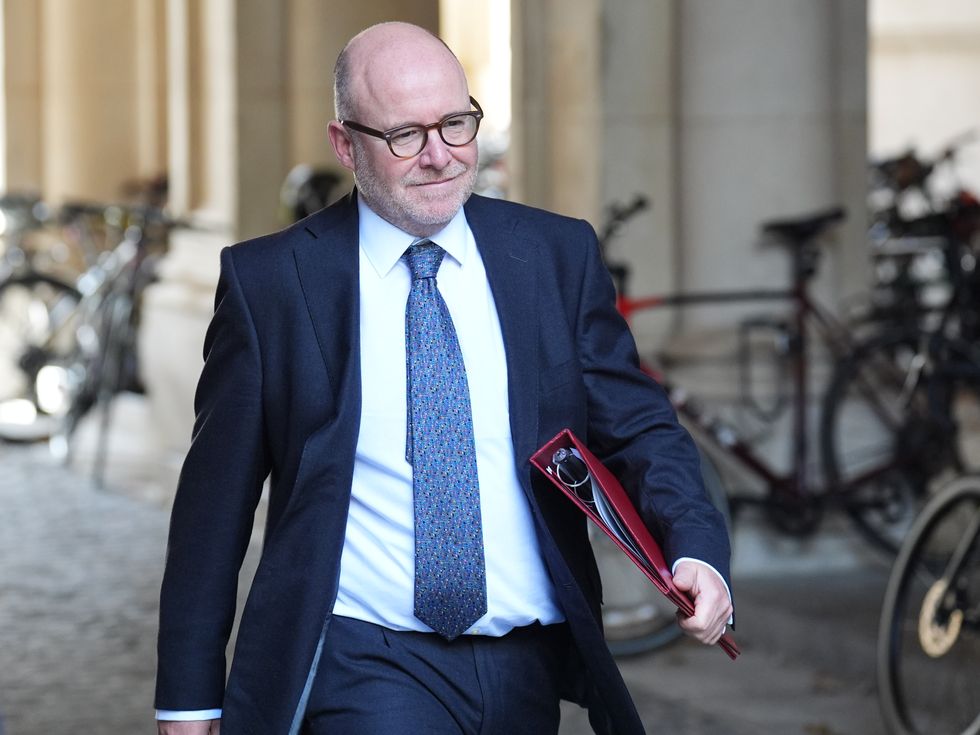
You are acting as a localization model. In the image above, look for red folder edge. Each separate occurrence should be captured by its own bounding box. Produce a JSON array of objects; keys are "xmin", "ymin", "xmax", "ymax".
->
[{"xmin": 530, "ymin": 428, "xmax": 739, "ymax": 660}]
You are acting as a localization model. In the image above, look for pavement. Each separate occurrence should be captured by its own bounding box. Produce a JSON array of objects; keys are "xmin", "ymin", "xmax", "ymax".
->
[{"xmin": 0, "ymin": 394, "xmax": 894, "ymax": 735}]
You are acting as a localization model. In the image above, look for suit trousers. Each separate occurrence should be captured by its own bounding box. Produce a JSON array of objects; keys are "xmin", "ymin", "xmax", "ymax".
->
[{"xmin": 302, "ymin": 615, "xmax": 570, "ymax": 735}]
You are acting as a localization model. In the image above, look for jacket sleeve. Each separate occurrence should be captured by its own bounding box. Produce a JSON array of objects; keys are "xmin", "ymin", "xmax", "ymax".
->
[
  {"xmin": 572, "ymin": 221, "xmax": 732, "ymax": 588},
  {"xmin": 155, "ymin": 246, "xmax": 270, "ymax": 710}
]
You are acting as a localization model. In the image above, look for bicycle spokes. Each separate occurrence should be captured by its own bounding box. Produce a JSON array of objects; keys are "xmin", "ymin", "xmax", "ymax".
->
[{"xmin": 878, "ymin": 480, "xmax": 980, "ymax": 735}]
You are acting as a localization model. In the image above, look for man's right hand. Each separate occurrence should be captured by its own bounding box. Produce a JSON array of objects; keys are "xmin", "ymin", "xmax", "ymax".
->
[{"xmin": 158, "ymin": 720, "xmax": 220, "ymax": 735}]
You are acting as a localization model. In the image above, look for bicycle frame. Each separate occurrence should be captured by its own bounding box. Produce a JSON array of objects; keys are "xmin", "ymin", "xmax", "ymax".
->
[{"xmin": 620, "ymin": 279, "xmax": 856, "ymax": 515}]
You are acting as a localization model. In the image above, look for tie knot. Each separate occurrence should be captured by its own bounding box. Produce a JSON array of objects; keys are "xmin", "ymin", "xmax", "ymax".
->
[{"xmin": 404, "ymin": 241, "xmax": 445, "ymax": 281}]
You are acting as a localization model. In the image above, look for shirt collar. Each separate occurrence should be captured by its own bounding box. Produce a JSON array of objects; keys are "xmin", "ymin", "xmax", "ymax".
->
[{"xmin": 357, "ymin": 196, "xmax": 471, "ymax": 278}]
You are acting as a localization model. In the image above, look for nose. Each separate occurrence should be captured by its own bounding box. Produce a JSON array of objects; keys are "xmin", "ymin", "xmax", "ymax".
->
[{"xmin": 417, "ymin": 128, "xmax": 452, "ymax": 169}]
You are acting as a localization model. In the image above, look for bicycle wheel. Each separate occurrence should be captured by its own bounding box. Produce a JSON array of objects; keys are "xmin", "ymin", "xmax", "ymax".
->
[
  {"xmin": 0, "ymin": 274, "xmax": 80, "ymax": 440},
  {"xmin": 820, "ymin": 329, "xmax": 980, "ymax": 552},
  {"xmin": 598, "ymin": 444, "xmax": 732, "ymax": 656},
  {"xmin": 877, "ymin": 476, "xmax": 980, "ymax": 735}
]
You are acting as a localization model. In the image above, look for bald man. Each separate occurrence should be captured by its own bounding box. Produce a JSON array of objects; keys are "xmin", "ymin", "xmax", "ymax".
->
[{"xmin": 155, "ymin": 22, "xmax": 732, "ymax": 735}]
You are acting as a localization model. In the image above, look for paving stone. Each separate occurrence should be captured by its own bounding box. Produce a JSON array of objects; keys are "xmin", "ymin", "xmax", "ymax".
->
[{"xmin": 0, "ymin": 397, "xmax": 891, "ymax": 735}]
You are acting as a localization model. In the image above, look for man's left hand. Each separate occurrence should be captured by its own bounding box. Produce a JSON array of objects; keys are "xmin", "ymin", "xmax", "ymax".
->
[{"xmin": 672, "ymin": 560, "xmax": 733, "ymax": 646}]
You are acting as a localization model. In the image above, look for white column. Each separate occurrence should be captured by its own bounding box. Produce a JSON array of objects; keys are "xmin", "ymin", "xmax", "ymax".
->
[
  {"xmin": 1, "ymin": 0, "xmax": 43, "ymax": 191},
  {"xmin": 510, "ymin": 0, "xmax": 601, "ymax": 221},
  {"xmin": 675, "ymin": 0, "xmax": 868, "ymax": 327},
  {"xmin": 597, "ymin": 0, "xmax": 678, "ymax": 348},
  {"xmin": 134, "ymin": 0, "xmax": 168, "ymax": 182},
  {"xmin": 40, "ymin": 0, "xmax": 141, "ymax": 203}
]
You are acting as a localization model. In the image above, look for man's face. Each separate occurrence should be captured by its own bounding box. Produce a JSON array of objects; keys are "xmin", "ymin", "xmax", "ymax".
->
[
  {"xmin": 347, "ymin": 96, "xmax": 479, "ymax": 237},
  {"xmin": 328, "ymin": 39, "xmax": 479, "ymax": 237},
  {"xmin": 348, "ymin": 114, "xmax": 478, "ymax": 237}
]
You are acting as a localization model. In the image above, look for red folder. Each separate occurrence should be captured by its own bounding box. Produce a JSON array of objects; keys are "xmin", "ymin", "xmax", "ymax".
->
[{"xmin": 530, "ymin": 428, "xmax": 739, "ymax": 660}]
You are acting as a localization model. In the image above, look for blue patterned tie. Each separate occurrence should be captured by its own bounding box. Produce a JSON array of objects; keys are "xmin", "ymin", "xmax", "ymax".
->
[{"xmin": 404, "ymin": 240, "xmax": 487, "ymax": 640}]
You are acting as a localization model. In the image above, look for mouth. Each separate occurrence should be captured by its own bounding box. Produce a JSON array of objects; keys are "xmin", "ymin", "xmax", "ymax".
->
[
  {"xmin": 412, "ymin": 174, "xmax": 459, "ymax": 188},
  {"xmin": 407, "ymin": 162, "xmax": 468, "ymax": 189}
]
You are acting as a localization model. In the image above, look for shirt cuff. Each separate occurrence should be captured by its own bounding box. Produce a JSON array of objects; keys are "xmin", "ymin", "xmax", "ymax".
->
[
  {"xmin": 155, "ymin": 709, "xmax": 222, "ymax": 721},
  {"xmin": 672, "ymin": 556, "xmax": 734, "ymax": 624}
]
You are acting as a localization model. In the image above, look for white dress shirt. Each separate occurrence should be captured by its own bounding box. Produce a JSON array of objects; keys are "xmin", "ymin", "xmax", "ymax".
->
[{"xmin": 332, "ymin": 199, "xmax": 563, "ymax": 634}]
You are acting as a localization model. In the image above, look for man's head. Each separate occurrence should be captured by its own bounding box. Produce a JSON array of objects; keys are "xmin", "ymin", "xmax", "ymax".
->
[{"xmin": 328, "ymin": 23, "xmax": 480, "ymax": 237}]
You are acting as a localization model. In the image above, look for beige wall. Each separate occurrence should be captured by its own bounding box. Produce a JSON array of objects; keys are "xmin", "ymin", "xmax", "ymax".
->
[{"xmin": 870, "ymin": 0, "xmax": 980, "ymax": 198}]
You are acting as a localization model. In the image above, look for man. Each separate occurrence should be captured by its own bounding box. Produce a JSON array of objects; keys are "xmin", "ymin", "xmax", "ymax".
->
[{"xmin": 156, "ymin": 21, "xmax": 732, "ymax": 735}]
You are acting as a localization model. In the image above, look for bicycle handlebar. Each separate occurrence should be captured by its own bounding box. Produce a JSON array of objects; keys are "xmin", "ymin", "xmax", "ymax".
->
[
  {"xmin": 597, "ymin": 194, "xmax": 650, "ymax": 247},
  {"xmin": 871, "ymin": 128, "xmax": 978, "ymax": 193}
]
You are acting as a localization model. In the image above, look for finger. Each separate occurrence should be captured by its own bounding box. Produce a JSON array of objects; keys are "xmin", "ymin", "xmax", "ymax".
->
[{"xmin": 677, "ymin": 606, "xmax": 730, "ymax": 645}]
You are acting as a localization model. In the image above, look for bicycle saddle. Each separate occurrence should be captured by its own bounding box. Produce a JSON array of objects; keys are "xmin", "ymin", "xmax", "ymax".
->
[{"xmin": 762, "ymin": 207, "xmax": 847, "ymax": 245}]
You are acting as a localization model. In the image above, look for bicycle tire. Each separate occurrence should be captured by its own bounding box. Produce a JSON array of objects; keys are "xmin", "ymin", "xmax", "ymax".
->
[
  {"xmin": 820, "ymin": 328, "xmax": 980, "ymax": 553},
  {"xmin": 0, "ymin": 274, "xmax": 80, "ymax": 440},
  {"xmin": 599, "ymin": 444, "xmax": 732, "ymax": 656},
  {"xmin": 877, "ymin": 476, "xmax": 980, "ymax": 735}
]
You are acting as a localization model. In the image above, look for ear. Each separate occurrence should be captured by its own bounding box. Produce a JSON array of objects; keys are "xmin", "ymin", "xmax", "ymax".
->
[{"xmin": 328, "ymin": 121, "xmax": 356, "ymax": 172}]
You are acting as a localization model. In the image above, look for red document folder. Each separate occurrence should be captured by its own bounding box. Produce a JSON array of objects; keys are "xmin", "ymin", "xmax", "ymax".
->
[{"xmin": 530, "ymin": 428, "xmax": 740, "ymax": 660}]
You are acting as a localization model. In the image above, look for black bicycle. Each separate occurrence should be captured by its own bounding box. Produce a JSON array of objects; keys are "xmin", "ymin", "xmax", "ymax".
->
[
  {"xmin": 877, "ymin": 475, "xmax": 980, "ymax": 734},
  {"xmin": 0, "ymin": 202, "xmax": 181, "ymax": 486}
]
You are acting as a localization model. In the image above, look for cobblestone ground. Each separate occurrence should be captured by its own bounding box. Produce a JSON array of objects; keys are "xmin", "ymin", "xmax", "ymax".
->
[
  {"xmin": 0, "ymin": 399, "xmax": 889, "ymax": 735},
  {"xmin": 0, "ymin": 442, "xmax": 167, "ymax": 735}
]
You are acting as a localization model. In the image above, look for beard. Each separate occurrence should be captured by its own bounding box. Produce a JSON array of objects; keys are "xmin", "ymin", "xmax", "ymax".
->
[{"xmin": 351, "ymin": 139, "xmax": 478, "ymax": 236}]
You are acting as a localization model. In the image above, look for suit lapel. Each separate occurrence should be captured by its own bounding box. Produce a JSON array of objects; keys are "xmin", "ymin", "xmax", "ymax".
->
[
  {"xmin": 289, "ymin": 193, "xmax": 541, "ymax": 461},
  {"xmin": 292, "ymin": 194, "xmax": 361, "ymax": 414},
  {"xmin": 465, "ymin": 196, "xmax": 539, "ymax": 465}
]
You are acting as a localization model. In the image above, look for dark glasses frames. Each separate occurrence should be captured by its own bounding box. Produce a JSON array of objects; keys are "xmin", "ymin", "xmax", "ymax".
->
[{"xmin": 341, "ymin": 97, "xmax": 484, "ymax": 159}]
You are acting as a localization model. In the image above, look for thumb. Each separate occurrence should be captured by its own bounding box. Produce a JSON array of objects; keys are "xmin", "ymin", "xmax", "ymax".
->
[{"xmin": 672, "ymin": 562, "xmax": 696, "ymax": 592}]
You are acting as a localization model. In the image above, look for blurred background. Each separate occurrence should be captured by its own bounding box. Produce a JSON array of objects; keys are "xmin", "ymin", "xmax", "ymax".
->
[
  {"xmin": 1, "ymin": 0, "xmax": 978, "ymax": 449},
  {"xmin": 1, "ymin": 0, "xmax": 979, "ymax": 733}
]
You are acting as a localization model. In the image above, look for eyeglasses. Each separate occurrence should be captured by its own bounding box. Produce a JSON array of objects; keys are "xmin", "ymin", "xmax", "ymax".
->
[
  {"xmin": 341, "ymin": 97, "xmax": 484, "ymax": 159},
  {"xmin": 551, "ymin": 447, "xmax": 595, "ymax": 505}
]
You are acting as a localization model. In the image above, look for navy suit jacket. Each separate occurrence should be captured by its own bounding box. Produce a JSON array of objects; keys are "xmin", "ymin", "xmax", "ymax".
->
[{"xmin": 156, "ymin": 191, "xmax": 731, "ymax": 734}]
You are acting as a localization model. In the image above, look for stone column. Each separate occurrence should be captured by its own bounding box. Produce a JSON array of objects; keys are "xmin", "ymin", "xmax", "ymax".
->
[
  {"xmin": 510, "ymin": 0, "xmax": 602, "ymax": 222},
  {"xmin": 675, "ymin": 0, "xmax": 868, "ymax": 325},
  {"xmin": 142, "ymin": 0, "xmax": 236, "ymax": 453},
  {"xmin": 236, "ymin": 0, "xmax": 288, "ymax": 239},
  {"xmin": 39, "ymin": 0, "xmax": 142, "ymax": 203},
  {"xmin": 2, "ymin": 0, "xmax": 43, "ymax": 191},
  {"xmin": 597, "ymin": 0, "xmax": 678, "ymax": 348},
  {"xmin": 3, "ymin": 0, "xmax": 167, "ymax": 197},
  {"xmin": 134, "ymin": 0, "xmax": 169, "ymax": 184}
]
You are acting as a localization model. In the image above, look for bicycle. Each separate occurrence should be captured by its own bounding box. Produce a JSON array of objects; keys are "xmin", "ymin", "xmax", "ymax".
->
[
  {"xmin": 601, "ymin": 198, "xmax": 980, "ymax": 553},
  {"xmin": 607, "ymin": 202, "xmax": 856, "ymax": 529},
  {"xmin": 591, "ymin": 197, "xmax": 862, "ymax": 655},
  {"xmin": 593, "ymin": 192, "xmax": 980, "ymax": 657},
  {"xmin": 877, "ymin": 474, "xmax": 980, "ymax": 735},
  {"xmin": 822, "ymin": 154, "xmax": 980, "ymax": 552},
  {"xmin": 865, "ymin": 130, "xmax": 980, "ymax": 339},
  {"xmin": 0, "ymin": 202, "xmax": 182, "ymax": 486},
  {"xmin": 0, "ymin": 195, "xmax": 83, "ymax": 435}
]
